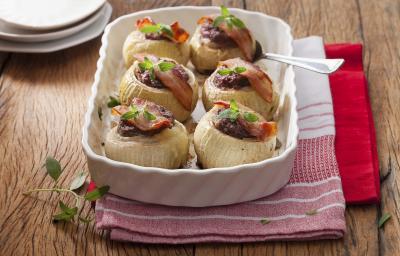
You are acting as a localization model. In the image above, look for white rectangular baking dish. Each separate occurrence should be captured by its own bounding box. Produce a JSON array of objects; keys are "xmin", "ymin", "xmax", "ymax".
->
[{"xmin": 82, "ymin": 6, "xmax": 298, "ymax": 207}]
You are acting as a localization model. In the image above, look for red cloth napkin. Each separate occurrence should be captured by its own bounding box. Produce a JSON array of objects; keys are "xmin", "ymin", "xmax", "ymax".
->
[{"xmin": 325, "ymin": 44, "xmax": 380, "ymax": 204}]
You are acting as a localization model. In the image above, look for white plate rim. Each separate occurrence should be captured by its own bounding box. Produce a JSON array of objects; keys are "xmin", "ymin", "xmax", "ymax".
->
[
  {"xmin": 0, "ymin": 4, "xmax": 106, "ymax": 43},
  {"xmin": 0, "ymin": 3, "xmax": 112, "ymax": 53},
  {"xmin": 0, "ymin": 0, "xmax": 106, "ymax": 31},
  {"xmin": 81, "ymin": 5, "xmax": 299, "ymax": 176}
]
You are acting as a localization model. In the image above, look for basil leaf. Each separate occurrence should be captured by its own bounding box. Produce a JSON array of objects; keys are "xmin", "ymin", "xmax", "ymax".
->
[
  {"xmin": 217, "ymin": 68, "xmax": 233, "ymax": 76},
  {"xmin": 78, "ymin": 216, "xmax": 94, "ymax": 224},
  {"xmin": 143, "ymin": 109, "xmax": 157, "ymax": 121},
  {"xmin": 378, "ymin": 213, "xmax": 391, "ymax": 228},
  {"xmin": 229, "ymin": 111, "xmax": 240, "ymax": 122},
  {"xmin": 234, "ymin": 66, "xmax": 246, "ymax": 74},
  {"xmin": 84, "ymin": 185, "xmax": 110, "ymax": 201},
  {"xmin": 231, "ymin": 17, "xmax": 246, "ymax": 29},
  {"xmin": 305, "ymin": 209, "xmax": 318, "ymax": 216},
  {"xmin": 69, "ymin": 171, "xmax": 87, "ymax": 191},
  {"xmin": 121, "ymin": 110, "xmax": 138, "ymax": 120},
  {"xmin": 217, "ymin": 109, "xmax": 231, "ymax": 119},
  {"xmin": 97, "ymin": 106, "xmax": 102, "ymax": 121},
  {"xmin": 149, "ymin": 68, "xmax": 156, "ymax": 81},
  {"xmin": 220, "ymin": 5, "xmax": 230, "ymax": 16},
  {"xmin": 260, "ymin": 218, "xmax": 270, "ymax": 225},
  {"xmin": 53, "ymin": 212, "xmax": 74, "ymax": 222},
  {"xmin": 212, "ymin": 15, "xmax": 225, "ymax": 27},
  {"xmin": 158, "ymin": 61, "xmax": 176, "ymax": 72},
  {"xmin": 158, "ymin": 23, "xmax": 173, "ymax": 37},
  {"xmin": 243, "ymin": 112, "xmax": 259, "ymax": 122},
  {"xmin": 107, "ymin": 96, "xmax": 120, "ymax": 108},
  {"xmin": 139, "ymin": 25, "xmax": 160, "ymax": 33},
  {"xmin": 59, "ymin": 201, "xmax": 78, "ymax": 216},
  {"xmin": 226, "ymin": 18, "xmax": 233, "ymax": 29},
  {"xmin": 229, "ymin": 99, "xmax": 239, "ymax": 112},
  {"xmin": 46, "ymin": 157, "xmax": 62, "ymax": 182}
]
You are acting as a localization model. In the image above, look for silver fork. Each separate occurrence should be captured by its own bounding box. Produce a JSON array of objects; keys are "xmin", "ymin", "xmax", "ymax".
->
[{"xmin": 257, "ymin": 53, "xmax": 344, "ymax": 74}]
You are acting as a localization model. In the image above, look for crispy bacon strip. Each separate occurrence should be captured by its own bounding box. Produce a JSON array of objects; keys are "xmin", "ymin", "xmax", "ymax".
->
[
  {"xmin": 112, "ymin": 98, "xmax": 173, "ymax": 132},
  {"xmin": 136, "ymin": 17, "xmax": 189, "ymax": 43},
  {"xmin": 197, "ymin": 16, "xmax": 214, "ymax": 25},
  {"xmin": 238, "ymin": 118, "xmax": 277, "ymax": 140},
  {"xmin": 154, "ymin": 64, "xmax": 193, "ymax": 111},
  {"xmin": 170, "ymin": 22, "xmax": 189, "ymax": 43},
  {"xmin": 197, "ymin": 16, "xmax": 254, "ymax": 61},
  {"xmin": 213, "ymin": 101, "xmax": 277, "ymax": 140},
  {"xmin": 136, "ymin": 17, "xmax": 155, "ymax": 29},
  {"xmin": 219, "ymin": 23, "xmax": 254, "ymax": 61},
  {"xmin": 219, "ymin": 58, "xmax": 273, "ymax": 103}
]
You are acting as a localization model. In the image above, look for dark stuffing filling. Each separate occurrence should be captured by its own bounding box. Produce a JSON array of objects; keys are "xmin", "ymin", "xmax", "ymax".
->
[
  {"xmin": 200, "ymin": 23, "xmax": 237, "ymax": 48},
  {"xmin": 213, "ymin": 71, "xmax": 250, "ymax": 90},
  {"xmin": 214, "ymin": 109, "xmax": 254, "ymax": 139}
]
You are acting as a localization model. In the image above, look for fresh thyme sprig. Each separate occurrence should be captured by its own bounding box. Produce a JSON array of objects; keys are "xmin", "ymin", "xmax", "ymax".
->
[{"xmin": 23, "ymin": 157, "xmax": 109, "ymax": 223}]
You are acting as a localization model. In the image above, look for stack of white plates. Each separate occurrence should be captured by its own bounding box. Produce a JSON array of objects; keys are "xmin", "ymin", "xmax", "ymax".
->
[{"xmin": 0, "ymin": 0, "xmax": 112, "ymax": 53}]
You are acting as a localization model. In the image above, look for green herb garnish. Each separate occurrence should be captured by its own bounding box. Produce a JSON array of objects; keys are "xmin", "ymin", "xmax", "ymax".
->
[
  {"xmin": 260, "ymin": 218, "xmax": 270, "ymax": 225},
  {"xmin": 378, "ymin": 213, "xmax": 391, "ymax": 228},
  {"xmin": 217, "ymin": 99, "xmax": 240, "ymax": 122},
  {"xmin": 69, "ymin": 171, "xmax": 87, "ymax": 191},
  {"xmin": 158, "ymin": 61, "xmax": 176, "ymax": 72},
  {"xmin": 143, "ymin": 108, "xmax": 157, "ymax": 121},
  {"xmin": 243, "ymin": 112, "xmax": 259, "ymax": 122},
  {"xmin": 217, "ymin": 66, "xmax": 246, "ymax": 76},
  {"xmin": 138, "ymin": 57, "xmax": 156, "ymax": 80},
  {"xmin": 45, "ymin": 156, "xmax": 62, "ymax": 181},
  {"xmin": 121, "ymin": 105, "xmax": 139, "ymax": 120},
  {"xmin": 305, "ymin": 209, "xmax": 318, "ymax": 216},
  {"xmin": 213, "ymin": 5, "xmax": 246, "ymax": 29},
  {"xmin": 140, "ymin": 23, "xmax": 173, "ymax": 37},
  {"xmin": 23, "ymin": 157, "xmax": 109, "ymax": 223},
  {"xmin": 84, "ymin": 185, "xmax": 110, "ymax": 201},
  {"xmin": 107, "ymin": 96, "xmax": 120, "ymax": 108}
]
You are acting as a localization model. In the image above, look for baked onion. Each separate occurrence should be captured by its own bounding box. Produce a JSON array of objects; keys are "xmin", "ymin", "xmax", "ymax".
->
[
  {"xmin": 119, "ymin": 56, "xmax": 198, "ymax": 122},
  {"xmin": 105, "ymin": 98, "xmax": 189, "ymax": 169},
  {"xmin": 194, "ymin": 100, "xmax": 277, "ymax": 168},
  {"xmin": 123, "ymin": 17, "xmax": 190, "ymax": 68},
  {"xmin": 202, "ymin": 58, "xmax": 279, "ymax": 120},
  {"xmin": 190, "ymin": 6, "xmax": 256, "ymax": 73}
]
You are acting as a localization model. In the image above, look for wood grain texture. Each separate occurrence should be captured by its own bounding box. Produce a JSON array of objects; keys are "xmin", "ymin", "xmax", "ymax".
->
[{"xmin": 0, "ymin": 0, "xmax": 397, "ymax": 255}]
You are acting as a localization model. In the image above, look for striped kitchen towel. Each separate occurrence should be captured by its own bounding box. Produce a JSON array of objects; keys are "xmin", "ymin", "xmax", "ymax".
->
[{"xmin": 95, "ymin": 36, "xmax": 346, "ymax": 243}]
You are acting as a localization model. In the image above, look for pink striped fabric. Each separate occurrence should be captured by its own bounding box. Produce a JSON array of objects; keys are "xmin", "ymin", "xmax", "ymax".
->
[
  {"xmin": 96, "ymin": 135, "xmax": 345, "ymax": 243},
  {"xmin": 95, "ymin": 37, "xmax": 346, "ymax": 243}
]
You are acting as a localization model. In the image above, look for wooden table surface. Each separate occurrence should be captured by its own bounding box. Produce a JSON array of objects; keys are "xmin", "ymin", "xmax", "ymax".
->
[{"xmin": 0, "ymin": 0, "xmax": 399, "ymax": 255}]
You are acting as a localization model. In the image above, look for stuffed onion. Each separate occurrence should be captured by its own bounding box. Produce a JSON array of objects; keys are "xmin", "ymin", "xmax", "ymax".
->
[
  {"xmin": 194, "ymin": 100, "xmax": 277, "ymax": 168},
  {"xmin": 190, "ymin": 6, "xmax": 256, "ymax": 73},
  {"xmin": 202, "ymin": 58, "xmax": 279, "ymax": 120},
  {"xmin": 119, "ymin": 55, "xmax": 198, "ymax": 122},
  {"xmin": 123, "ymin": 17, "xmax": 190, "ymax": 68},
  {"xmin": 105, "ymin": 98, "xmax": 189, "ymax": 168}
]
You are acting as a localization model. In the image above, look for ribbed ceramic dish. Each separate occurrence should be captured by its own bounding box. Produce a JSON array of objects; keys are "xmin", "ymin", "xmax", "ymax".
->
[{"xmin": 82, "ymin": 6, "xmax": 298, "ymax": 207}]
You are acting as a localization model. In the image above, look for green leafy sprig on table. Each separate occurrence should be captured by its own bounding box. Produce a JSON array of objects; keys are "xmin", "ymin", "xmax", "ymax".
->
[
  {"xmin": 213, "ymin": 5, "xmax": 246, "ymax": 29},
  {"xmin": 217, "ymin": 99, "xmax": 259, "ymax": 123},
  {"xmin": 140, "ymin": 23, "xmax": 174, "ymax": 37},
  {"xmin": 138, "ymin": 57, "xmax": 176, "ymax": 81},
  {"xmin": 23, "ymin": 157, "xmax": 109, "ymax": 223}
]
